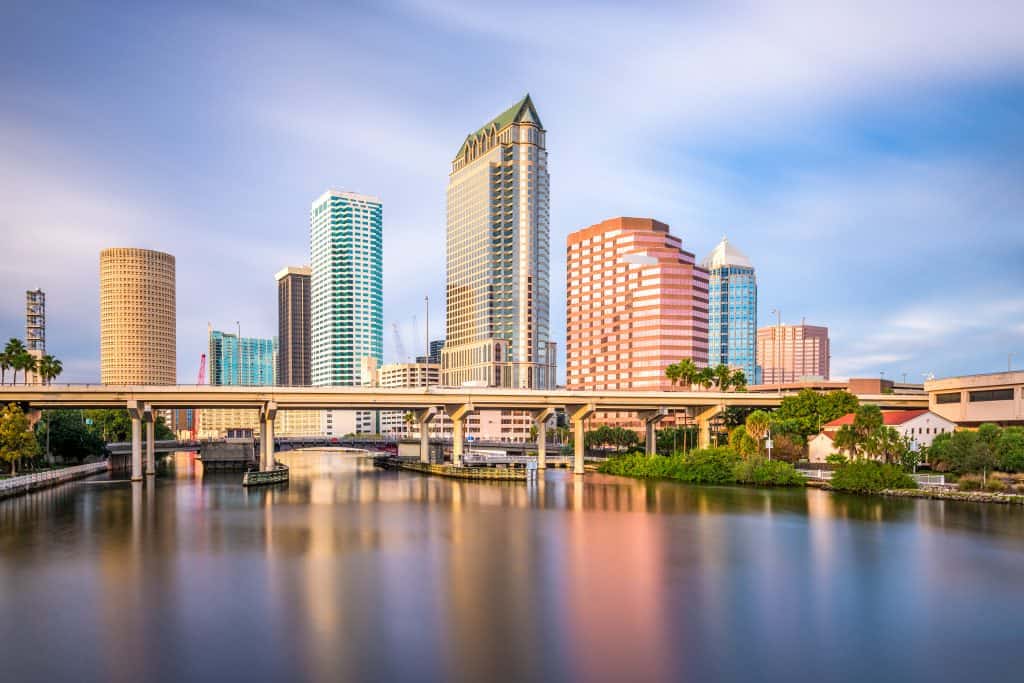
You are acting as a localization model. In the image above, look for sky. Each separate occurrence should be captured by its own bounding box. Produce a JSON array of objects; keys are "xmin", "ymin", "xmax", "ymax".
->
[{"xmin": 1, "ymin": 0, "xmax": 1023, "ymax": 384}]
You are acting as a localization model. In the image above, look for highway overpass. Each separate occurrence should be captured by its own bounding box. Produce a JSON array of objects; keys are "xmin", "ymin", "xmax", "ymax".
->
[{"xmin": 1, "ymin": 384, "xmax": 928, "ymax": 480}]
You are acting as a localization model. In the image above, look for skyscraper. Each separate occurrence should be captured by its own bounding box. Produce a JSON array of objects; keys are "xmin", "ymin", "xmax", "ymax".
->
[
  {"xmin": 702, "ymin": 237, "xmax": 758, "ymax": 383},
  {"xmin": 25, "ymin": 289, "xmax": 45, "ymax": 385},
  {"xmin": 442, "ymin": 94, "xmax": 555, "ymax": 389},
  {"xmin": 100, "ymin": 247, "xmax": 176, "ymax": 384},
  {"xmin": 757, "ymin": 322, "xmax": 830, "ymax": 384},
  {"xmin": 566, "ymin": 217, "xmax": 709, "ymax": 391},
  {"xmin": 276, "ymin": 266, "xmax": 311, "ymax": 386},
  {"xmin": 208, "ymin": 328, "xmax": 276, "ymax": 386},
  {"xmin": 310, "ymin": 190, "xmax": 383, "ymax": 386}
]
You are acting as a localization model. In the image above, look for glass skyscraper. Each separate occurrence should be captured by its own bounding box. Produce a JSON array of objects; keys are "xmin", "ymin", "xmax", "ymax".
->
[
  {"xmin": 208, "ymin": 328, "xmax": 277, "ymax": 386},
  {"xmin": 310, "ymin": 190, "xmax": 383, "ymax": 387},
  {"xmin": 702, "ymin": 237, "xmax": 758, "ymax": 383}
]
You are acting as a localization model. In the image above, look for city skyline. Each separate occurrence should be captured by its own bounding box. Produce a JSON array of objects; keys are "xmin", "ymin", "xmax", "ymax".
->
[{"xmin": 2, "ymin": 1, "xmax": 1022, "ymax": 384}]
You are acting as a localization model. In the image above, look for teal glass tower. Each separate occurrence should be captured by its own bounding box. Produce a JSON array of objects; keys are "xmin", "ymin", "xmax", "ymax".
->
[
  {"xmin": 208, "ymin": 328, "xmax": 277, "ymax": 386},
  {"xmin": 310, "ymin": 190, "xmax": 383, "ymax": 387},
  {"xmin": 702, "ymin": 237, "xmax": 759, "ymax": 384}
]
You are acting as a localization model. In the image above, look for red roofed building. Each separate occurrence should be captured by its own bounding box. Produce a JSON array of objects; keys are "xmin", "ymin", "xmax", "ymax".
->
[{"xmin": 809, "ymin": 410, "xmax": 956, "ymax": 463}]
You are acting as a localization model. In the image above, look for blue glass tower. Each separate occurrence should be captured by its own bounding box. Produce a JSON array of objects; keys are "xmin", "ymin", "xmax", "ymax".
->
[
  {"xmin": 209, "ymin": 329, "xmax": 277, "ymax": 386},
  {"xmin": 702, "ymin": 237, "xmax": 758, "ymax": 384}
]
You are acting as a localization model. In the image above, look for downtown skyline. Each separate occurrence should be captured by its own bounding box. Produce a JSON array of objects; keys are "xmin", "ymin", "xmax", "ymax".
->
[{"xmin": 2, "ymin": 1, "xmax": 1023, "ymax": 384}]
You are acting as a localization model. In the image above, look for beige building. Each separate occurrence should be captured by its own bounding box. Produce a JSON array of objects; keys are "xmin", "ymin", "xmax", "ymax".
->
[
  {"xmin": 926, "ymin": 371, "xmax": 1024, "ymax": 427},
  {"xmin": 808, "ymin": 409, "xmax": 955, "ymax": 463},
  {"xmin": 757, "ymin": 322, "xmax": 830, "ymax": 384},
  {"xmin": 442, "ymin": 94, "xmax": 555, "ymax": 389},
  {"xmin": 197, "ymin": 408, "xmax": 322, "ymax": 440},
  {"xmin": 379, "ymin": 362, "xmax": 446, "ymax": 438},
  {"xmin": 100, "ymin": 247, "xmax": 176, "ymax": 384}
]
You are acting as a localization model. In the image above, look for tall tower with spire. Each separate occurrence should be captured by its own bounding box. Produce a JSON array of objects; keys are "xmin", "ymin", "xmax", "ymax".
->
[
  {"xmin": 442, "ymin": 94, "xmax": 555, "ymax": 388},
  {"xmin": 701, "ymin": 237, "xmax": 758, "ymax": 383}
]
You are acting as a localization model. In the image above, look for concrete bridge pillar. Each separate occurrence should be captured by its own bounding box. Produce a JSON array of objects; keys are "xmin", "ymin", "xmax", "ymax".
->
[
  {"xmin": 639, "ymin": 407, "xmax": 670, "ymax": 456},
  {"xmin": 261, "ymin": 402, "xmax": 277, "ymax": 471},
  {"xmin": 127, "ymin": 401, "xmax": 143, "ymax": 482},
  {"xmin": 567, "ymin": 404, "xmax": 595, "ymax": 476},
  {"xmin": 445, "ymin": 404, "xmax": 473, "ymax": 468},
  {"xmin": 531, "ymin": 407, "xmax": 556, "ymax": 470},
  {"xmin": 695, "ymin": 405, "xmax": 724, "ymax": 449},
  {"xmin": 143, "ymin": 404, "xmax": 156, "ymax": 476},
  {"xmin": 414, "ymin": 407, "xmax": 438, "ymax": 464}
]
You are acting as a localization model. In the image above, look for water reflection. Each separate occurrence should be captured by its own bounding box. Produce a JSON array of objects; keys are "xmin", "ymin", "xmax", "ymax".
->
[{"xmin": 1, "ymin": 450, "xmax": 1023, "ymax": 682}]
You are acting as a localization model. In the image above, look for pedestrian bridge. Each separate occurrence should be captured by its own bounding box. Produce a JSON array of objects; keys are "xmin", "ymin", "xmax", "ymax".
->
[{"xmin": 3, "ymin": 384, "xmax": 927, "ymax": 480}]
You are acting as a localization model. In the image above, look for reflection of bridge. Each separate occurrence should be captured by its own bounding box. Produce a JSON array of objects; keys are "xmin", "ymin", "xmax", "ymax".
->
[{"xmin": 4, "ymin": 384, "xmax": 927, "ymax": 480}]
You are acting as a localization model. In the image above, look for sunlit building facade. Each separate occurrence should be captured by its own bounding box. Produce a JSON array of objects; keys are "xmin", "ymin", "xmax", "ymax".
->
[
  {"xmin": 702, "ymin": 237, "xmax": 758, "ymax": 384},
  {"xmin": 208, "ymin": 329, "xmax": 276, "ymax": 386},
  {"xmin": 757, "ymin": 322, "xmax": 830, "ymax": 384},
  {"xmin": 442, "ymin": 94, "xmax": 555, "ymax": 389}
]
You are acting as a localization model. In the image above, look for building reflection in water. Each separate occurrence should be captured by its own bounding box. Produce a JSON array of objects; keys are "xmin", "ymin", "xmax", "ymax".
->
[{"xmin": 2, "ymin": 449, "xmax": 1024, "ymax": 682}]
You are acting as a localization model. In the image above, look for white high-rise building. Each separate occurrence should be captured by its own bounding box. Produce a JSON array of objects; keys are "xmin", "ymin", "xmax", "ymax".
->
[
  {"xmin": 311, "ymin": 190, "xmax": 383, "ymax": 433},
  {"xmin": 442, "ymin": 94, "xmax": 555, "ymax": 389}
]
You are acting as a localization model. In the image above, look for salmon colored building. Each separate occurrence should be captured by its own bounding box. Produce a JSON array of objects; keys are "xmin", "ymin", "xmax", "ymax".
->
[{"xmin": 566, "ymin": 217, "xmax": 709, "ymax": 392}]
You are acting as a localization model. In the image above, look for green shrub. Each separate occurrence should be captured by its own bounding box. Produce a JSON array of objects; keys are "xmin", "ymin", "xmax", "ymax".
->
[
  {"xmin": 985, "ymin": 477, "xmax": 1008, "ymax": 493},
  {"xmin": 958, "ymin": 475, "xmax": 982, "ymax": 491},
  {"xmin": 681, "ymin": 447, "xmax": 741, "ymax": 484},
  {"xmin": 830, "ymin": 460, "xmax": 917, "ymax": 493},
  {"xmin": 825, "ymin": 453, "xmax": 848, "ymax": 466},
  {"xmin": 597, "ymin": 447, "xmax": 740, "ymax": 485},
  {"xmin": 733, "ymin": 458, "xmax": 806, "ymax": 486}
]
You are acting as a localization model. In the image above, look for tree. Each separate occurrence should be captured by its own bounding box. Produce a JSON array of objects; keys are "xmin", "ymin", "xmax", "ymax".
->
[
  {"xmin": 12, "ymin": 350, "xmax": 36, "ymax": 386},
  {"xmin": 696, "ymin": 366, "xmax": 714, "ymax": 390},
  {"xmin": 665, "ymin": 363, "xmax": 681, "ymax": 388},
  {"xmin": 0, "ymin": 403, "xmax": 40, "ymax": 475},
  {"xmin": 730, "ymin": 369, "xmax": 747, "ymax": 392},
  {"xmin": 3, "ymin": 338, "xmax": 26, "ymax": 385},
  {"xmin": 996, "ymin": 426, "xmax": 1024, "ymax": 472},
  {"xmin": 864, "ymin": 425, "xmax": 908, "ymax": 465},
  {"xmin": 712, "ymin": 364, "xmax": 733, "ymax": 391},
  {"xmin": 728, "ymin": 425, "xmax": 759, "ymax": 458},
  {"xmin": 772, "ymin": 389, "xmax": 859, "ymax": 445},
  {"xmin": 36, "ymin": 354, "xmax": 63, "ymax": 385},
  {"xmin": 745, "ymin": 410, "xmax": 771, "ymax": 455},
  {"xmin": 35, "ymin": 409, "xmax": 107, "ymax": 463}
]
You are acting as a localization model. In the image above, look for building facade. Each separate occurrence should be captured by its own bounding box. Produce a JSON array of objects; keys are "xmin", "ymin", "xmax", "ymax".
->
[
  {"xmin": 702, "ymin": 237, "xmax": 758, "ymax": 383},
  {"xmin": 100, "ymin": 247, "xmax": 176, "ymax": 384},
  {"xmin": 379, "ymin": 362, "xmax": 443, "ymax": 437},
  {"xmin": 809, "ymin": 410, "xmax": 956, "ymax": 463},
  {"xmin": 276, "ymin": 266, "xmax": 311, "ymax": 386},
  {"xmin": 926, "ymin": 371, "xmax": 1024, "ymax": 427},
  {"xmin": 25, "ymin": 289, "xmax": 45, "ymax": 385},
  {"xmin": 442, "ymin": 94, "xmax": 555, "ymax": 389},
  {"xmin": 566, "ymin": 217, "xmax": 709, "ymax": 391},
  {"xmin": 756, "ymin": 322, "xmax": 830, "ymax": 384},
  {"xmin": 208, "ymin": 328, "xmax": 276, "ymax": 386},
  {"xmin": 310, "ymin": 190, "xmax": 383, "ymax": 387}
]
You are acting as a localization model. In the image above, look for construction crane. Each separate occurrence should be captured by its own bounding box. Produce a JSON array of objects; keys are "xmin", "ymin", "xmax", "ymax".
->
[
  {"xmin": 392, "ymin": 322, "xmax": 408, "ymax": 363},
  {"xmin": 190, "ymin": 353, "xmax": 206, "ymax": 441}
]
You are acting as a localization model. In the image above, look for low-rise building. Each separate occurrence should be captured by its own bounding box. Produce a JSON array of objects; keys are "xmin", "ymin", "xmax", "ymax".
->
[
  {"xmin": 808, "ymin": 410, "xmax": 956, "ymax": 462},
  {"xmin": 925, "ymin": 371, "xmax": 1024, "ymax": 427}
]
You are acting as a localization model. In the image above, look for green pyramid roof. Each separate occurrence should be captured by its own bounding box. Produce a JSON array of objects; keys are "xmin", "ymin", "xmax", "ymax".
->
[{"xmin": 455, "ymin": 94, "xmax": 541, "ymax": 158}]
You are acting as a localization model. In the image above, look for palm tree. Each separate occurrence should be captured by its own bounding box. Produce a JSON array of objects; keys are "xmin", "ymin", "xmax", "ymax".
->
[
  {"xmin": 665, "ymin": 362, "xmax": 681, "ymax": 387},
  {"xmin": 745, "ymin": 410, "xmax": 771, "ymax": 456},
  {"xmin": 37, "ymin": 355, "xmax": 62, "ymax": 385},
  {"xmin": 677, "ymin": 359, "xmax": 699, "ymax": 390},
  {"xmin": 696, "ymin": 366, "xmax": 714, "ymax": 390},
  {"xmin": 712, "ymin": 364, "xmax": 733, "ymax": 390},
  {"xmin": 2, "ymin": 338, "xmax": 26, "ymax": 385},
  {"xmin": 730, "ymin": 369, "xmax": 747, "ymax": 391},
  {"xmin": 13, "ymin": 350, "xmax": 36, "ymax": 386}
]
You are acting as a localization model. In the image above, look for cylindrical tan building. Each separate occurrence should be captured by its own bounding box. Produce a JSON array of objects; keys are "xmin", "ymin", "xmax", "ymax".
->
[{"xmin": 100, "ymin": 247, "xmax": 176, "ymax": 384}]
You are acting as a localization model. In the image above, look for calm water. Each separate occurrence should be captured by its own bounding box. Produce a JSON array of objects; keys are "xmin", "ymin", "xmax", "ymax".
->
[{"xmin": 1, "ymin": 450, "xmax": 1023, "ymax": 683}]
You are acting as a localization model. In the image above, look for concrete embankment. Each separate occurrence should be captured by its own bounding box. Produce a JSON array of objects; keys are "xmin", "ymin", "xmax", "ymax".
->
[
  {"xmin": 879, "ymin": 488, "xmax": 1024, "ymax": 505},
  {"xmin": 0, "ymin": 461, "xmax": 110, "ymax": 500}
]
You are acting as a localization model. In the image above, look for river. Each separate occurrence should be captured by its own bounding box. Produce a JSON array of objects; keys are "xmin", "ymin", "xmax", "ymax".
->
[{"xmin": 1, "ymin": 449, "xmax": 1022, "ymax": 682}]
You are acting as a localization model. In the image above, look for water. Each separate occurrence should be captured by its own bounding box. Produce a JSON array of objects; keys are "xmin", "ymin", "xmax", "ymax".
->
[{"xmin": 1, "ymin": 450, "xmax": 1022, "ymax": 683}]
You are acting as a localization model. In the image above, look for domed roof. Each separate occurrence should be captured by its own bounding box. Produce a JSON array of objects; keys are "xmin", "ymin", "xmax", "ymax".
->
[{"xmin": 701, "ymin": 236, "xmax": 753, "ymax": 270}]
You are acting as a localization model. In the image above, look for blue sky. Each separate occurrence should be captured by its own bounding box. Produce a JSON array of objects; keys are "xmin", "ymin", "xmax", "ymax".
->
[{"xmin": 2, "ymin": 0, "xmax": 1022, "ymax": 383}]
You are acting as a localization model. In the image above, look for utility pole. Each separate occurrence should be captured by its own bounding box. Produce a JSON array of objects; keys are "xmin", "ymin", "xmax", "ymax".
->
[{"xmin": 425, "ymin": 295, "xmax": 430, "ymax": 360}]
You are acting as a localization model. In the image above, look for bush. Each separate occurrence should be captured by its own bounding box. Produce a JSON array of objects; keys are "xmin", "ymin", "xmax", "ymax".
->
[
  {"xmin": 682, "ymin": 447, "xmax": 742, "ymax": 484},
  {"xmin": 830, "ymin": 460, "xmax": 917, "ymax": 493},
  {"xmin": 733, "ymin": 458, "xmax": 806, "ymax": 486},
  {"xmin": 985, "ymin": 477, "xmax": 1008, "ymax": 493},
  {"xmin": 825, "ymin": 453, "xmax": 848, "ymax": 466},
  {"xmin": 958, "ymin": 475, "xmax": 982, "ymax": 491}
]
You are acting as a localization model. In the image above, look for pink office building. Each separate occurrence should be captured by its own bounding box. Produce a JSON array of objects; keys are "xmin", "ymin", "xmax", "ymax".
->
[
  {"xmin": 566, "ymin": 217, "xmax": 709, "ymax": 391},
  {"xmin": 756, "ymin": 322, "xmax": 830, "ymax": 384}
]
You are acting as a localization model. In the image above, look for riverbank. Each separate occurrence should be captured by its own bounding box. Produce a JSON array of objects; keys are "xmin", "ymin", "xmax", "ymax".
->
[
  {"xmin": 378, "ymin": 459, "xmax": 527, "ymax": 481},
  {"xmin": 0, "ymin": 461, "xmax": 110, "ymax": 500},
  {"xmin": 878, "ymin": 487, "xmax": 1024, "ymax": 505}
]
